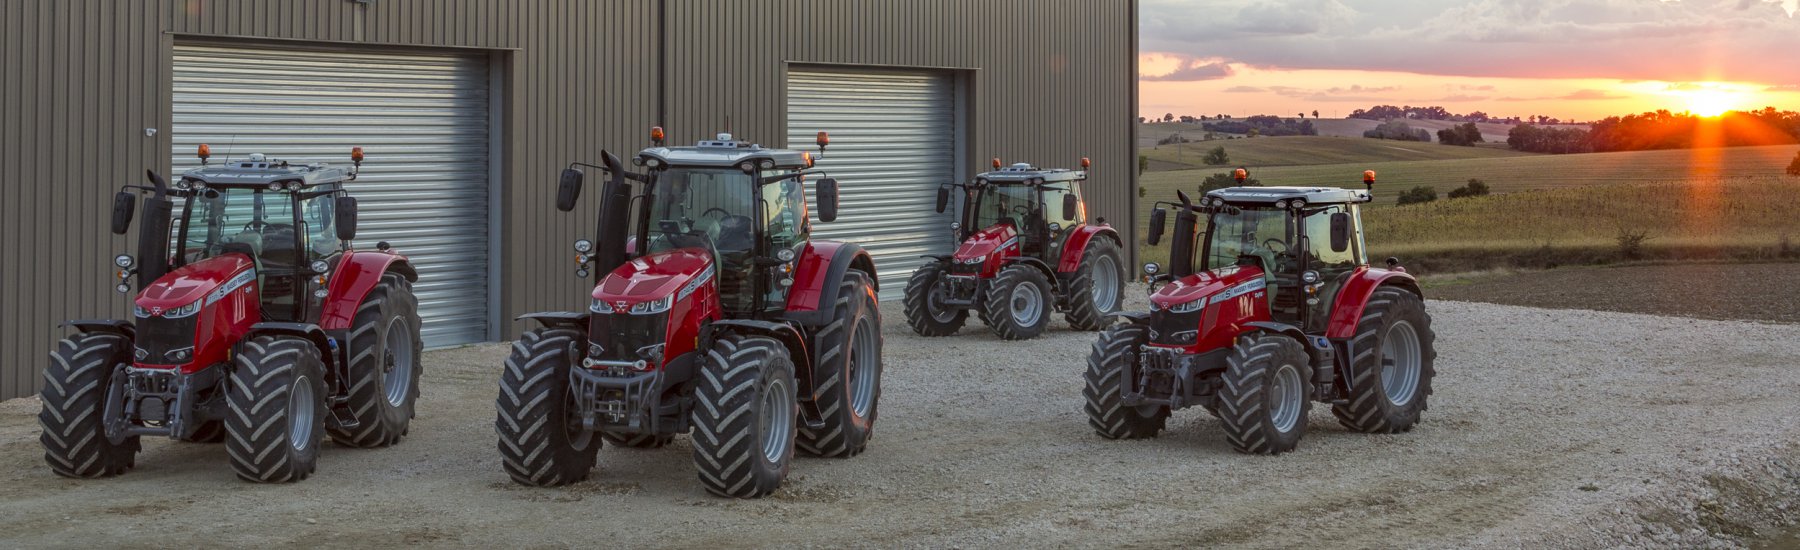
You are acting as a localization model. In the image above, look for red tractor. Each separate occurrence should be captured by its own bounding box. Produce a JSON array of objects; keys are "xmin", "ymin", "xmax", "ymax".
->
[
  {"xmin": 497, "ymin": 129, "xmax": 883, "ymax": 498},
  {"xmin": 41, "ymin": 146, "xmax": 423, "ymax": 482},
  {"xmin": 1085, "ymin": 173, "xmax": 1437, "ymax": 454},
  {"xmin": 903, "ymin": 159, "xmax": 1126, "ymax": 340}
]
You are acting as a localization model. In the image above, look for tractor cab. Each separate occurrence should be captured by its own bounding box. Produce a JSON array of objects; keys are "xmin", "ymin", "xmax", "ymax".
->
[{"xmin": 937, "ymin": 160, "xmax": 1092, "ymax": 264}]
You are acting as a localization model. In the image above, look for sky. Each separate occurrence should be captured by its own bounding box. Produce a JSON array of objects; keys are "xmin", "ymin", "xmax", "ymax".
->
[{"xmin": 1139, "ymin": 0, "xmax": 1800, "ymax": 121}]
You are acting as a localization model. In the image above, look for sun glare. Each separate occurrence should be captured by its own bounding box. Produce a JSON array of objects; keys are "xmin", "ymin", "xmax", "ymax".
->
[{"xmin": 1684, "ymin": 89, "xmax": 1736, "ymax": 117}]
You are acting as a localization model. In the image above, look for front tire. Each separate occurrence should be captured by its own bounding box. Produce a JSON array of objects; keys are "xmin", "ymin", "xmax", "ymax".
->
[
  {"xmin": 983, "ymin": 265, "xmax": 1053, "ymax": 340},
  {"xmin": 226, "ymin": 336, "xmax": 328, "ymax": 483},
  {"xmin": 1083, "ymin": 324, "xmax": 1169, "ymax": 439},
  {"xmin": 1333, "ymin": 288, "xmax": 1437, "ymax": 434},
  {"xmin": 1217, "ymin": 333, "xmax": 1312, "ymax": 455},
  {"xmin": 327, "ymin": 275, "xmax": 422, "ymax": 448},
  {"xmin": 1064, "ymin": 237, "xmax": 1125, "ymax": 331},
  {"xmin": 691, "ymin": 335, "xmax": 796, "ymax": 498},
  {"xmin": 496, "ymin": 328, "xmax": 599, "ymax": 487},
  {"xmin": 39, "ymin": 332, "xmax": 139, "ymax": 478},
  {"xmin": 903, "ymin": 264, "xmax": 967, "ymax": 336},
  {"xmin": 799, "ymin": 272, "xmax": 883, "ymax": 458}
]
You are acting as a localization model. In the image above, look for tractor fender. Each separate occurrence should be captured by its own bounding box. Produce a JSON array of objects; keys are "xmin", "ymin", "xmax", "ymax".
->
[
  {"xmin": 706, "ymin": 319, "xmax": 826, "ymax": 427},
  {"xmin": 1242, "ymin": 321, "xmax": 1321, "ymax": 362},
  {"xmin": 784, "ymin": 242, "xmax": 877, "ymax": 326},
  {"xmin": 1324, "ymin": 267, "xmax": 1423, "ymax": 340},
  {"xmin": 999, "ymin": 257, "xmax": 1059, "ymax": 290},
  {"xmin": 516, "ymin": 312, "xmax": 590, "ymax": 331},
  {"xmin": 61, "ymin": 319, "xmax": 136, "ymax": 340},
  {"xmin": 243, "ymin": 322, "xmax": 337, "ymax": 371},
  {"xmin": 1055, "ymin": 224, "xmax": 1122, "ymax": 273},
  {"xmin": 319, "ymin": 251, "xmax": 418, "ymax": 330}
]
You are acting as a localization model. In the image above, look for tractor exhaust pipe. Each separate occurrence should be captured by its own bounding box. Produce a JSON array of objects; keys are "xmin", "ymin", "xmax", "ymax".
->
[
  {"xmin": 591, "ymin": 150, "xmax": 634, "ymax": 277},
  {"xmin": 1169, "ymin": 191, "xmax": 1199, "ymax": 278},
  {"xmin": 135, "ymin": 170, "xmax": 175, "ymax": 287}
]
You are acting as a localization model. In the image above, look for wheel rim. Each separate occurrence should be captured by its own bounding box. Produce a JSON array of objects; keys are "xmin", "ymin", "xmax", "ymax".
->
[
  {"xmin": 927, "ymin": 280, "xmax": 958, "ymax": 323},
  {"xmin": 381, "ymin": 316, "xmax": 416, "ymax": 408},
  {"xmin": 1268, "ymin": 363, "xmax": 1304, "ymax": 434},
  {"xmin": 1009, "ymin": 280, "xmax": 1044, "ymax": 326},
  {"xmin": 565, "ymin": 392, "xmax": 594, "ymax": 450},
  {"xmin": 757, "ymin": 376, "xmax": 794, "ymax": 463},
  {"xmin": 848, "ymin": 318, "xmax": 878, "ymax": 418},
  {"xmin": 1092, "ymin": 255, "xmax": 1120, "ymax": 312},
  {"xmin": 1380, "ymin": 320, "xmax": 1423, "ymax": 406},
  {"xmin": 289, "ymin": 375, "xmax": 315, "ymax": 451}
]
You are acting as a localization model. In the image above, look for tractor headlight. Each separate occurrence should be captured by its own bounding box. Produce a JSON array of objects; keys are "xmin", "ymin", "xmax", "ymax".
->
[
  {"xmin": 134, "ymin": 304, "xmax": 151, "ymax": 318},
  {"xmin": 1169, "ymin": 298, "xmax": 1205, "ymax": 314},
  {"xmin": 165, "ymin": 347, "xmax": 194, "ymax": 363},
  {"xmin": 1275, "ymin": 200, "xmax": 1289, "ymax": 209},
  {"xmin": 759, "ymin": 159, "xmax": 775, "ymax": 169},
  {"xmin": 116, "ymin": 283, "xmax": 132, "ymax": 294},
  {"xmin": 1302, "ymin": 270, "xmax": 1320, "ymax": 284},
  {"xmin": 776, "ymin": 248, "xmax": 796, "ymax": 262},
  {"xmin": 114, "ymin": 254, "xmax": 135, "ymax": 268},
  {"xmin": 646, "ymin": 158, "xmax": 663, "ymax": 169},
  {"xmin": 269, "ymin": 182, "xmax": 284, "ymax": 191},
  {"xmin": 574, "ymin": 239, "xmax": 594, "ymax": 253},
  {"xmin": 589, "ymin": 299, "xmax": 614, "ymax": 313},
  {"xmin": 1290, "ymin": 199, "xmax": 1306, "ymax": 209},
  {"xmin": 629, "ymin": 295, "xmax": 673, "ymax": 315},
  {"xmin": 1166, "ymin": 330, "xmax": 1199, "ymax": 344},
  {"xmin": 1142, "ymin": 262, "xmax": 1160, "ymax": 276},
  {"xmin": 310, "ymin": 260, "xmax": 331, "ymax": 274},
  {"xmin": 162, "ymin": 301, "xmax": 202, "ymax": 319},
  {"xmin": 965, "ymin": 255, "xmax": 987, "ymax": 265}
]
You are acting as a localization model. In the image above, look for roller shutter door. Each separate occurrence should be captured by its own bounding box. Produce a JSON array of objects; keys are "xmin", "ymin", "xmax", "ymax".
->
[
  {"xmin": 787, "ymin": 69, "xmax": 957, "ymax": 298},
  {"xmin": 171, "ymin": 43, "xmax": 491, "ymax": 347}
]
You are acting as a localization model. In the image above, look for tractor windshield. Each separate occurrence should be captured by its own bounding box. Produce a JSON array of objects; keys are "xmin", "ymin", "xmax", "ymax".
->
[
  {"xmin": 1202, "ymin": 207, "xmax": 1294, "ymax": 276},
  {"xmin": 643, "ymin": 168, "xmax": 757, "ymax": 257},
  {"xmin": 178, "ymin": 187, "xmax": 340, "ymax": 270},
  {"xmin": 971, "ymin": 183, "xmax": 1037, "ymax": 231}
]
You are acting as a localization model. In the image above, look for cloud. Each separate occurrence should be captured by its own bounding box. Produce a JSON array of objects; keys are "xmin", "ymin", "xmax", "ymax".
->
[
  {"xmin": 1561, "ymin": 89, "xmax": 1628, "ymax": 100},
  {"xmin": 1420, "ymin": 94, "xmax": 1493, "ymax": 102},
  {"xmin": 1223, "ymin": 86, "xmax": 1267, "ymax": 93},
  {"xmin": 1141, "ymin": 59, "xmax": 1234, "ymax": 82},
  {"xmin": 1765, "ymin": 84, "xmax": 1800, "ymax": 92}
]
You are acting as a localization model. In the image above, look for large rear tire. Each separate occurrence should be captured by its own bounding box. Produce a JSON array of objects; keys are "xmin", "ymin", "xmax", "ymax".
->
[
  {"xmin": 496, "ymin": 328, "xmax": 599, "ymax": 487},
  {"xmin": 327, "ymin": 275, "xmax": 422, "ymax": 448},
  {"xmin": 691, "ymin": 334, "xmax": 796, "ymax": 498},
  {"xmin": 39, "ymin": 332, "xmax": 139, "ymax": 478},
  {"xmin": 226, "ymin": 336, "xmax": 328, "ymax": 483},
  {"xmin": 1333, "ymin": 287, "xmax": 1437, "ymax": 434},
  {"xmin": 1064, "ymin": 237, "xmax": 1125, "ymax": 331},
  {"xmin": 799, "ymin": 272, "xmax": 883, "ymax": 458},
  {"xmin": 1217, "ymin": 333, "xmax": 1312, "ymax": 455},
  {"xmin": 1083, "ymin": 324, "xmax": 1169, "ymax": 439},
  {"xmin": 903, "ymin": 264, "xmax": 967, "ymax": 336},
  {"xmin": 983, "ymin": 264, "xmax": 1053, "ymax": 340}
]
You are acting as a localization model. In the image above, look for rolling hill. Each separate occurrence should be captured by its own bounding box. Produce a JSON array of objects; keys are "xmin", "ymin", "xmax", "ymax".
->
[{"xmin": 1142, "ymin": 135, "xmax": 1531, "ymax": 172}]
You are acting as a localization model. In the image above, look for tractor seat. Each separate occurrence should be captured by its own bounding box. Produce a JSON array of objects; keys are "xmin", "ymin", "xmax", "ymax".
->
[
  {"xmin": 257, "ymin": 224, "xmax": 299, "ymax": 271},
  {"xmin": 714, "ymin": 215, "xmax": 754, "ymax": 255}
]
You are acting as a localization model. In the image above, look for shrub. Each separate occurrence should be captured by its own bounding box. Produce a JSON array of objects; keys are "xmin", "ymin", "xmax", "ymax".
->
[
  {"xmin": 1138, "ymin": 154, "xmax": 1148, "ymax": 176},
  {"xmin": 1446, "ymin": 178, "xmax": 1490, "ymax": 199},
  {"xmin": 1396, "ymin": 185, "xmax": 1437, "ymax": 205},
  {"xmin": 1200, "ymin": 172, "xmax": 1262, "ymax": 193},
  {"xmin": 1787, "ymin": 151, "xmax": 1800, "ymax": 176},
  {"xmin": 1615, "ymin": 227, "xmax": 1652, "ymax": 259},
  {"xmin": 1156, "ymin": 134, "xmax": 1191, "ymax": 146},
  {"xmin": 1363, "ymin": 120, "xmax": 1430, "ymax": 142},
  {"xmin": 1203, "ymin": 146, "xmax": 1229, "ymax": 166},
  {"xmin": 1437, "ymin": 123, "xmax": 1485, "ymax": 146}
]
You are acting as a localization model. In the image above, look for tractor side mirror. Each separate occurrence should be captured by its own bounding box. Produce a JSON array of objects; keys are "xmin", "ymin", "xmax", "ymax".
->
[
  {"xmin": 111, "ymin": 192, "xmax": 136, "ymax": 235},
  {"xmin": 1147, "ymin": 207, "xmax": 1167, "ymax": 245},
  {"xmin": 935, "ymin": 186, "xmax": 950, "ymax": 213},
  {"xmin": 335, "ymin": 196, "xmax": 359, "ymax": 241},
  {"xmin": 816, "ymin": 178, "xmax": 841, "ymax": 222},
  {"xmin": 556, "ymin": 168, "xmax": 584, "ymax": 212},
  {"xmin": 1062, "ymin": 193, "xmax": 1078, "ymax": 221},
  {"xmin": 1329, "ymin": 212, "xmax": 1350, "ymax": 253}
]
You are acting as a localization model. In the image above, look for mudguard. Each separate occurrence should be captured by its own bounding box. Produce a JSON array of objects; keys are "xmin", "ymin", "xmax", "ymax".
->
[
  {"xmin": 1324, "ymin": 267, "xmax": 1423, "ymax": 340},
  {"xmin": 319, "ymin": 250, "xmax": 418, "ymax": 330},
  {"xmin": 517, "ymin": 312, "xmax": 590, "ymax": 331},
  {"xmin": 785, "ymin": 241, "xmax": 877, "ymax": 326},
  {"xmin": 244, "ymin": 322, "xmax": 336, "ymax": 371},
  {"xmin": 61, "ymin": 319, "xmax": 136, "ymax": 340},
  {"xmin": 999, "ymin": 257, "xmax": 1059, "ymax": 289},
  {"xmin": 1055, "ymin": 224, "xmax": 1122, "ymax": 273},
  {"xmin": 708, "ymin": 319, "xmax": 825, "ymax": 428}
]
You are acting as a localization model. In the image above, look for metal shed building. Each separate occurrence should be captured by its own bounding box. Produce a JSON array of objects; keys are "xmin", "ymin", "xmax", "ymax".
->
[{"xmin": 0, "ymin": 0, "xmax": 1139, "ymax": 399}]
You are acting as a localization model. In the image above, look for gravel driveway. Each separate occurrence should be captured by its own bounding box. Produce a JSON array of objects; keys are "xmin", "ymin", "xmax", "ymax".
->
[{"xmin": 2, "ymin": 291, "xmax": 1798, "ymax": 548}]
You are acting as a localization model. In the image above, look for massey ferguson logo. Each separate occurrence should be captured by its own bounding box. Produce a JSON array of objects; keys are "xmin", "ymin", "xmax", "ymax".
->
[
  {"xmin": 616, "ymin": 301, "xmax": 629, "ymax": 311},
  {"xmin": 150, "ymin": 307, "xmax": 163, "ymax": 316}
]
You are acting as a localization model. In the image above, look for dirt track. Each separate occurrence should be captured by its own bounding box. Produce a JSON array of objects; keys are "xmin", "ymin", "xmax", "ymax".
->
[{"xmin": 3, "ymin": 293, "xmax": 1799, "ymax": 548}]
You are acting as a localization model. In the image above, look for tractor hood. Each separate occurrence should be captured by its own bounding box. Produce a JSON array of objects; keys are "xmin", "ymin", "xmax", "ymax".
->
[
  {"xmin": 1150, "ymin": 264, "xmax": 1266, "ymax": 310},
  {"xmin": 953, "ymin": 224, "xmax": 1019, "ymax": 261},
  {"xmin": 593, "ymin": 248, "xmax": 715, "ymax": 307},
  {"xmin": 136, "ymin": 255, "xmax": 256, "ymax": 311}
]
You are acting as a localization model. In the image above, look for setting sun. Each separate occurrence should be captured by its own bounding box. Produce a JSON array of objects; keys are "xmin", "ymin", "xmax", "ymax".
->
[{"xmin": 1685, "ymin": 89, "xmax": 1737, "ymax": 117}]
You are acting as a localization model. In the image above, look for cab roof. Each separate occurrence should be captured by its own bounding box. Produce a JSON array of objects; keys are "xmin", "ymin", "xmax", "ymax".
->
[
  {"xmin": 975, "ymin": 163, "xmax": 1086, "ymax": 184},
  {"xmin": 177, "ymin": 153, "xmax": 353, "ymax": 188},
  {"xmin": 637, "ymin": 133, "xmax": 810, "ymax": 170},
  {"xmin": 1205, "ymin": 186, "xmax": 1372, "ymax": 205}
]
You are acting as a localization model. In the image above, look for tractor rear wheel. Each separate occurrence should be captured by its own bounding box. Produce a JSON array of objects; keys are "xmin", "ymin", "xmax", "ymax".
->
[
  {"xmin": 1064, "ymin": 237, "xmax": 1125, "ymax": 331},
  {"xmin": 691, "ymin": 334, "xmax": 796, "ymax": 498},
  {"xmin": 496, "ymin": 328, "xmax": 599, "ymax": 487},
  {"xmin": 903, "ymin": 264, "xmax": 967, "ymax": 336},
  {"xmin": 983, "ymin": 264, "xmax": 1053, "ymax": 340},
  {"xmin": 1083, "ymin": 324, "xmax": 1169, "ymax": 439},
  {"xmin": 38, "ymin": 332, "xmax": 139, "ymax": 478},
  {"xmin": 600, "ymin": 432, "xmax": 674, "ymax": 449},
  {"xmin": 799, "ymin": 272, "xmax": 883, "ymax": 458},
  {"xmin": 1217, "ymin": 333, "xmax": 1312, "ymax": 455},
  {"xmin": 327, "ymin": 275, "xmax": 422, "ymax": 448},
  {"xmin": 226, "ymin": 335, "xmax": 328, "ymax": 483},
  {"xmin": 1333, "ymin": 287, "xmax": 1437, "ymax": 434}
]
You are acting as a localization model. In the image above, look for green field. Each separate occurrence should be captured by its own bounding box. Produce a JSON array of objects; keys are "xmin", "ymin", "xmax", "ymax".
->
[{"xmin": 1142, "ymin": 135, "xmax": 1531, "ymax": 172}]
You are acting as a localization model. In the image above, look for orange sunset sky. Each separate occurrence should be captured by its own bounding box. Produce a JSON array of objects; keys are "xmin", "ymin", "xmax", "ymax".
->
[{"xmin": 1138, "ymin": 0, "xmax": 1800, "ymax": 121}]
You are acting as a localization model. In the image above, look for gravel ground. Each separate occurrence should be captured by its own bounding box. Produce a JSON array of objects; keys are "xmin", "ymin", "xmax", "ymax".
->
[
  {"xmin": 3, "ymin": 289, "xmax": 1799, "ymax": 548},
  {"xmin": 1426, "ymin": 262, "xmax": 1800, "ymax": 325}
]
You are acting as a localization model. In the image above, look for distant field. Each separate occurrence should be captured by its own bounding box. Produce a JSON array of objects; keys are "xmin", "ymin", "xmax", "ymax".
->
[
  {"xmin": 1140, "ymin": 119, "xmax": 1588, "ymax": 148},
  {"xmin": 1142, "ymin": 135, "xmax": 1531, "ymax": 172}
]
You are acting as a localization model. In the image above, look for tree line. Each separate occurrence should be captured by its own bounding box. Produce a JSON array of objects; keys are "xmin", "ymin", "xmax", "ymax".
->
[{"xmin": 1509, "ymin": 108, "xmax": 1800, "ymax": 154}]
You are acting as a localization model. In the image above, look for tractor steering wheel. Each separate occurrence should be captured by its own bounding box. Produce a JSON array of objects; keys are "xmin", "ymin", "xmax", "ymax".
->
[
  {"xmin": 701, "ymin": 207, "xmax": 731, "ymax": 219},
  {"xmin": 1262, "ymin": 238, "xmax": 1288, "ymax": 254},
  {"xmin": 242, "ymin": 220, "xmax": 269, "ymax": 233},
  {"xmin": 1012, "ymin": 205, "xmax": 1031, "ymax": 217}
]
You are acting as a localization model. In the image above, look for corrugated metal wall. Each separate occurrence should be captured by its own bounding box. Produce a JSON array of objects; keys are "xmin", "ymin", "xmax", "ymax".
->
[{"xmin": 0, "ymin": 0, "xmax": 1134, "ymax": 399}]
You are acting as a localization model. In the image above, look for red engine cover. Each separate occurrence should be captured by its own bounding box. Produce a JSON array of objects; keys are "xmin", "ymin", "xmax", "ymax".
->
[
  {"xmin": 952, "ymin": 223, "xmax": 1021, "ymax": 278},
  {"xmin": 1148, "ymin": 265, "xmax": 1272, "ymax": 353},
  {"xmin": 593, "ymin": 248, "xmax": 720, "ymax": 368},
  {"xmin": 133, "ymin": 255, "xmax": 260, "ymax": 373}
]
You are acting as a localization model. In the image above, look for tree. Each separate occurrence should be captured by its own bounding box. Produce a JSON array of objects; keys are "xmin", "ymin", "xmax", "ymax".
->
[
  {"xmin": 1299, "ymin": 112, "xmax": 1305, "ymax": 120},
  {"xmin": 1447, "ymin": 178, "xmax": 1490, "ymax": 199},
  {"xmin": 1363, "ymin": 120, "xmax": 1429, "ymax": 142},
  {"xmin": 1312, "ymin": 110, "xmax": 1320, "ymax": 119},
  {"xmin": 1137, "ymin": 116, "xmax": 1146, "ymax": 124},
  {"xmin": 1436, "ymin": 122, "xmax": 1485, "ymax": 146},
  {"xmin": 1246, "ymin": 128, "xmax": 1260, "ymax": 138},
  {"xmin": 1163, "ymin": 113, "xmax": 1174, "ymax": 123},
  {"xmin": 1200, "ymin": 172, "xmax": 1262, "ymax": 193},
  {"xmin": 1138, "ymin": 154, "xmax": 1149, "ymax": 176},
  {"xmin": 1396, "ymin": 186, "xmax": 1437, "ymax": 206},
  {"xmin": 1788, "ymin": 151, "xmax": 1800, "ymax": 176},
  {"xmin": 1202, "ymin": 146, "xmax": 1229, "ymax": 166}
]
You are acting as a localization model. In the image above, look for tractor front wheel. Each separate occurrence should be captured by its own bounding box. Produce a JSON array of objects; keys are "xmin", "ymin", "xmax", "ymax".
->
[
  {"xmin": 226, "ymin": 336, "xmax": 328, "ymax": 483},
  {"xmin": 327, "ymin": 275, "xmax": 422, "ymax": 448},
  {"xmin": 1064, "ymin": 237, "xmax": 1125, "ymax": 331},
  {"xmin": 983, "ymin": 264, "xmax": 1053, "ymax": 340},
  {"xmin": 1217, "ymin": 333, "xmax": 1312, "ymax": 455},
  {"xmin": 691, "ymin": 334, "xmax": 796, "ymax": 498},
  {"xmin": 496, "ymin": 328, "xmax": 599, "ymax": 487},
  {"xmin": 903, "ymin": 264, "xmax": 967, "ymax": 336},
  {"xmin": 799, "ymin": 272, "xmax": 883, "ymax": 458},
  {"xmin": 39, "ymin": 332, "xmax": 139, "ymax": 478},
  {"xmin": 1083, "ymin": 324, "xmax": 1169, "ymax": 439},
  {"xmin": 1333, "ymin": 287, "xmax": 1437, "ymax": 434}
]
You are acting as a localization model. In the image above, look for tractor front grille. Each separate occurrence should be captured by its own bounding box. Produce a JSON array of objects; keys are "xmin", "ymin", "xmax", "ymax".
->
[
  {"xmin": 1147, "ymin": 307, "xmax": 1203, "ymax": 346},
  {"xmin": 587, "ymin": 312, "xmax": 669, "ymax": 366},
  {"xmin": 134, "ymin": 315, "xmax": 198, "ymax": 365}
]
